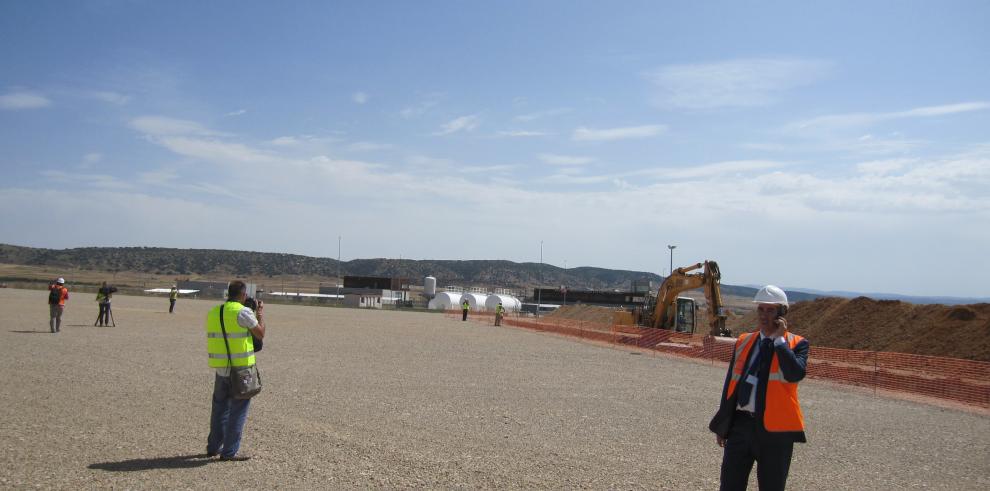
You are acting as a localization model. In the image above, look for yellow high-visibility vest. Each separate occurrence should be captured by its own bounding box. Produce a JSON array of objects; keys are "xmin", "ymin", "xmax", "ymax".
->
[{"xmin": 206, "ymin": 301, "xmax": 256, "ymax": 368}]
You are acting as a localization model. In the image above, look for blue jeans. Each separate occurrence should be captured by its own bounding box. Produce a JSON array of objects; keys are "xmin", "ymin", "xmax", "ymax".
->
[{"xmin": 207, "ymin": 373, "xmax": 251, "ymax": 458}]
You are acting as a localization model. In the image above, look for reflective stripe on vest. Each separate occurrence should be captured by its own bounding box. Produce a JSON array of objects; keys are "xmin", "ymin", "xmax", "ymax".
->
[
  {"xmin": 207, "ymin": 332, "xmax": 252, "ymax": 339},
  {"xmin": 205, "ymin": 302, "xmax": 256, "ymax": 368},
  {"xmin": 208, "ymin": 351, "xmax": 256, "ymax": 359},
  {"xmin": 726, "ymin": 330, "xmax": 805, "ymax": 433}
]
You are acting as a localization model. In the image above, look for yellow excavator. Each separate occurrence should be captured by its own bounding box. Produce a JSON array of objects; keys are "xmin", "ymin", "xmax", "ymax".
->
[{"xmin": 633, "ymin": 260, "xmax": 730, "ymax": 336}]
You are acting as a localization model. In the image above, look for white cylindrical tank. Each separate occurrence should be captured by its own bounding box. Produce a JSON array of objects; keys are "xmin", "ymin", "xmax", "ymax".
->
[
  {"xmin": 428, "ymin": 291, "xmax": 462, "ymax": 310},
  {"xmin": 461, "ymin": 293, "xmax": 488, "ymax": 311},
  {"xmin": 485, "ymin": 294, "xmax": 521, "ymax": 312},
  {"xmin": 424, "ymin": 276, "xmax": 437, "ymax": 298}
]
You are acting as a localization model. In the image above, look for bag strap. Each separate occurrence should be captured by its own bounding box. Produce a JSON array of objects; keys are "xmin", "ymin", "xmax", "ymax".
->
[{"xmin": 218, "ymin": 302, "xmax": 235, "ymax": 368}]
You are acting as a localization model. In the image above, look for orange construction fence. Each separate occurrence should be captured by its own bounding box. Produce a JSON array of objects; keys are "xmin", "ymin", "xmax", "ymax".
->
[{"xmin": 445, "ymin": 310, "xmax": 990, "ymax": 409}]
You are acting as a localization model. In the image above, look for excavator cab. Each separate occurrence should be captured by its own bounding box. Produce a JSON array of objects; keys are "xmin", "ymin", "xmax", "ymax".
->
[{"xmin": 674, "ymin": 297, "xmax": 696, "ymax": 333}]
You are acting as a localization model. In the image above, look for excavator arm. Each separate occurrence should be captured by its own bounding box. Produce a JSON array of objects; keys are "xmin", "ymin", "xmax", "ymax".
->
[{"xmin": 650, "ymin": 260, "xmax": 728, "ymax": 336}]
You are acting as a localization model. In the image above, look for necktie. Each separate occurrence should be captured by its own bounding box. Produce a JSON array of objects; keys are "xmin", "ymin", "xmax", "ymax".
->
[{"xmin": 736, "ymin": 338, "xmax": 774, "ymax": 406}]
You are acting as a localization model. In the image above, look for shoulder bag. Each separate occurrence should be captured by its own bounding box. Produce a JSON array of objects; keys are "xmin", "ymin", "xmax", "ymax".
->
[{"xmin": 218, "ymin": 303, "xmax": 263, "ymax": 399}]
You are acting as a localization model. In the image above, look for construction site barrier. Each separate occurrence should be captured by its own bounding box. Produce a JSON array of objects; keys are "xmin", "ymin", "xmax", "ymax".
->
[{"xmin": 445, "ymin": 310, "xmax": 990, "ymax": 409}]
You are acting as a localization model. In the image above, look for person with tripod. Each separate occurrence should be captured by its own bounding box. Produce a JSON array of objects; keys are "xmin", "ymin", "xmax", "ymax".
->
[{"xmin": 95, "ymin": 281, "xmax": 116, "ymax": 327}]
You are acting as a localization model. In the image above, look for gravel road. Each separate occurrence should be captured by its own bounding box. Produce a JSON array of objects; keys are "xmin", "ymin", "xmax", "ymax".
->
[{"xmin": 1, "ymin": 288, "xmax": 987, "ymax": 489}]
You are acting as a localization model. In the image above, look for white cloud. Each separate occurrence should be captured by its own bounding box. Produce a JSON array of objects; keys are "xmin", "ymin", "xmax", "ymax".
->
[
  {"xmin": 400, "ymin": 93, "xmax": 442, "ymax": 118},
  {"xmin": 538, "ymin": 153, "xmax": 595, "ymax": 166},
  {"xmin": 87, "ymin": 90, "xmax": 131, "ymax": 105},
  {"xmin": 856, "ymin": 159, "xmax": 913, "ymax": 176},
  {"xmin": 433, "ymin": 115, "xmax": 480, "ymax": 136},
  {"xmin": 495, "ymin": 130, "xmax": 551, "ymax": 138},
  {"xmin": 352, "ymin": 92, "xmax": 368, "ymax": 104},
  {"xmin": 0, "ymin": 90, "xmax": 52, "ymax": 110},
  {"xmin": 515, "ymin": 107, "xmax": 571, "ymax": 122},
  {"xmin": 83, "ymin": 153, "xmax": 104, "ymax": 164},
  {"xmin": 347, "ymin": 141, "xmax": 393, "ymax": 152},
  {"xmin": 572, "ymin": 124, "xmax": 666, "ymax": 142},
  {"xmin": 634, "ymin": 160, "xmax": 785, "ymax": 180},
  {"xmin": 226, "ymin": 109, "xmax": 248, "ymax": 117},
  {"xmin": 130, "ymin": 116, "xmax": 218, "ymax": 136},
  {"xmin": 156, "ymin": 136, "xmax": 277, "ymax": 165},
  {"xmin": 648, "ymin": 58, "xmax": 832, "ymax": 109},
  {"xmin": 270, "ymin": 136, "xmax": 303, "ymax": 146},
  {"xmin": 41, "ymin": 170, "xmax": 130, "ymax": 190},
  {"xmin": 787, "ymin": 101, "xmax": 990, "ymax": 133}
]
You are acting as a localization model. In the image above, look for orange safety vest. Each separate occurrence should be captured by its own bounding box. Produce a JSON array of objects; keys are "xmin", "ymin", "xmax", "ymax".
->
[{"xmin": 726, "ymin": 331, "xmax": 805, "ymax": 433}]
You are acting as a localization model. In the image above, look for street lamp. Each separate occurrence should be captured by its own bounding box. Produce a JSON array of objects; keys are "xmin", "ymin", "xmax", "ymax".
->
[
  {"xmin": 667, "ymin": 245, "xmax": 676, "ymax": 277},
  {"xmin": 562, "ymin": 259, "xmax": 567, "ymax": 306},
  {"xmin": 337, "ymin": 235, "xmax": 342, "ymax": 305},
  {"xmin": 537, "ymin": 240, "xmax": 543, "ymax": 318}
]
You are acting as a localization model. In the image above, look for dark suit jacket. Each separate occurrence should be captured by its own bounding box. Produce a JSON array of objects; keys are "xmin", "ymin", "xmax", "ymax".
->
[{"xmin": 709, "ymin": 332, "xmax": 810, "ymax": 443}]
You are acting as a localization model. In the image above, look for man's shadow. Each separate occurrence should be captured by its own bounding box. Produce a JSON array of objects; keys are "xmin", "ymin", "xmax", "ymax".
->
[{"xmin": 88, "ymin": 454, "xmax": 212, "ymax": 471}]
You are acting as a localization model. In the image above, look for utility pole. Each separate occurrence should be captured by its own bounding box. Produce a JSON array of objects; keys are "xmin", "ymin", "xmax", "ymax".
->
[
  {"xmin": 667, "ymin": 245, "xmax": 677, "ymax": 278},
  {"xmin": 537, "ymin": 240, "xmax": 543, "ymax": 319},
  {"xmin": 337, "ymin": 235, "xmax": 342, "ymax": 305}
]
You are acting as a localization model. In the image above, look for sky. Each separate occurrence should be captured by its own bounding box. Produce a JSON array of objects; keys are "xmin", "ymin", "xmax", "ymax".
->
[{"xmin": 1, "ymin": 1, "xmax": 988, "ymax": 297}]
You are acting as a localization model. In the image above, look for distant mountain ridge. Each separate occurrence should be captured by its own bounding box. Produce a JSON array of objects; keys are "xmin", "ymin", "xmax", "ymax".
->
[
  {"xmin": 778, "ymin": 287, "xmax": 990, "ymax": 307},
  {"xmin": 0, "ymin": 243, "xmax": 815, "ymax": 301}
]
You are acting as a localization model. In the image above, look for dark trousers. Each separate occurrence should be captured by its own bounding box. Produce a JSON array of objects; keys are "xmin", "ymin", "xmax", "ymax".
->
[
  {"xmin": 98, "ymin": 303, "xmax": 110, "ymax": 325},
  {"xmin": 207, "ymin": 374, "xmax": 251, "ymax": 458},
  {"xmin": 462, "ymin": 310, "xmax": 468, "ymax": 321},
  {"xmin": 169, "ymin": 299, "xmax": 176, "ymax": 313},
  {"xmin": 719, "ymin": 412, "xmax": 794, "ymax": 491}
]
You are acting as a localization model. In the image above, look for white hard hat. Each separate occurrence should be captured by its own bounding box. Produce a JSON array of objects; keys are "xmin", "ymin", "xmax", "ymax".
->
[
  {"xmin": 753, "ymin": 285, "xmax": 788, "ymax": 307},
  {"xmin": 56, "ymin": 277, "xmax": 65, "ymax": 284}
]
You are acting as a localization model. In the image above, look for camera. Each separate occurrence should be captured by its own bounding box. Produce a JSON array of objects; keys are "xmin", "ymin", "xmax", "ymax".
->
[
  {"xmin": 243, "ymin": 296, "xmax": 259, "ymax": 311},
  {"xmin": 242, "ymin": 296, "xmax": 264, "ymax": 352}
]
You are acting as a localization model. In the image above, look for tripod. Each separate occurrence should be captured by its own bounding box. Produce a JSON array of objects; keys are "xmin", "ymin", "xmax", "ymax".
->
[{"xmin": 94, "ymin": 303, "xmax": 116, "ymax": 327}]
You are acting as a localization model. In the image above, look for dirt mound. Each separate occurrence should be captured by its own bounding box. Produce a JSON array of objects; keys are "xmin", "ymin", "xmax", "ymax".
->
[
  {"xmin": 546, "ymin": 305, "xmax": 618, "ymax": 325},
  {"xmin": 727, "ymin": 297, "xmax": 990, "ymax": 361}
]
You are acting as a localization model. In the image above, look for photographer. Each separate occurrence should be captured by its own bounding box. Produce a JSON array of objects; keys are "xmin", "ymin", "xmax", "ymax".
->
[
  {"xmin": 95, "ymin": 281, "xmax": 116, "ymax": 327},
  {"xmin": 48, "ymin": 277, "xmax": 69, "ymax": 333},
  {"xmin": 205, "ymin": 281, "xmax": 266, "ymax": 461}
]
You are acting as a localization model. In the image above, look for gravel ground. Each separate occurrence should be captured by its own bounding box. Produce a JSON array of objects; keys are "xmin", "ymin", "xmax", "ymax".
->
[{"xmin": 1, "ymin": 288, "xmax": 987, "ymax": 490}]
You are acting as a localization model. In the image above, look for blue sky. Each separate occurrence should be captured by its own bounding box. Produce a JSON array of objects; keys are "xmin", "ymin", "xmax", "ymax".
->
[{"xmin": 1, "ymin": 1, "xmax": 988, "ymax": 297}]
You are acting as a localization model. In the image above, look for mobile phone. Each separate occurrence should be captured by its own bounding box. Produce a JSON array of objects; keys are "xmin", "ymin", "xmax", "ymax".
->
[{"xmin": 776, "ymin": 305, "xmax": 788, "ymax": 332}]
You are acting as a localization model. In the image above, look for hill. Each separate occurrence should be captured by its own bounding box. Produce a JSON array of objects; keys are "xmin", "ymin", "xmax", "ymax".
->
[{"xmin": 0, "ymin": 243, "xmax": 816, "ymax": 301}]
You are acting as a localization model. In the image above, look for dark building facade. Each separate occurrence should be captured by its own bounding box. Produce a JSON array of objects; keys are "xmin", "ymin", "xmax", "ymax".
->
[
  {"xmin": 532, "ymin": 288, "xmax": 646, "ymax": 307},
  {"xmin": 341, "ymin": 276, "xmax": 411, "ymax": 291}
]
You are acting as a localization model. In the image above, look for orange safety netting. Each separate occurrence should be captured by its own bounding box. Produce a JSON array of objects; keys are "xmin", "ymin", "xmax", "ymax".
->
[{"xmin": 445, "ymin": 310, "xmax": 990, "ymax": 408}]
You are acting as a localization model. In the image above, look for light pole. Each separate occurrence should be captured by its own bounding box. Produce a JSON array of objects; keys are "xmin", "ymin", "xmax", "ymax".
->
[
  {"xmin": 537, "ymin": 240, "xmax": 543, "ymax": 318},
  {"xmin": 562, "ymin": 259, "xmax": 567, "ymax": 306},
  {"xmin": 337, "ymin": 235, "xmax": 342, "ymax": 305},
  {"xmin": 667, "ymin": 245, "xmax": 676, "ymax": 277}
]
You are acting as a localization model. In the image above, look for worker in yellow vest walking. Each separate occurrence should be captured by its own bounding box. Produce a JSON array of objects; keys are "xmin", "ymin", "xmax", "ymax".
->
[
  {"xmin": 709, "ymin": 285, "xmax": 809, "ymax": 491},
  {"xmin": 461, "ymin": 299, "xmax": 470, "ymax": 321},
  {"xmin": 494, "ymin": 302, "xmax": 504, "ymax": 326},
  {"xmin": 205, "ymin": 281, "xmax": 266, "ymax": 461}
]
